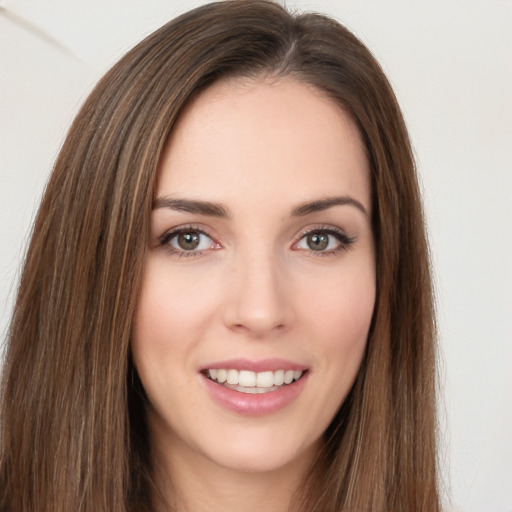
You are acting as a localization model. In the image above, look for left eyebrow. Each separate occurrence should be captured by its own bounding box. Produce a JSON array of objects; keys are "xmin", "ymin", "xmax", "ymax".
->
[{"xmin": 291, "ymin": 196, "xmax": 369, "ymax": 217}]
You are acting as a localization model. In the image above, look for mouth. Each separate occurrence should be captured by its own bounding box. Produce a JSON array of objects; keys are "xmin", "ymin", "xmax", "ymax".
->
[{"xmin": 203, "ymin": 368, "xmax": 305, "ymax": 394}]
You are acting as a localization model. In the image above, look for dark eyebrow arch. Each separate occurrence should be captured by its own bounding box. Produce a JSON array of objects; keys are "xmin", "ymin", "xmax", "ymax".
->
[
  {"xmin": 291, "ymin": 196, "xmax": 369, "ymax": 217},
  {"xmin": 152, "ymin": 197, "xmax": 231, "ymax": 218}
]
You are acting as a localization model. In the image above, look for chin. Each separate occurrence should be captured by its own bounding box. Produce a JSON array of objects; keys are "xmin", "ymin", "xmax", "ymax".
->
[{"xmin": 199, "ymin": 429, "xmax": 320, "ymax": 476}]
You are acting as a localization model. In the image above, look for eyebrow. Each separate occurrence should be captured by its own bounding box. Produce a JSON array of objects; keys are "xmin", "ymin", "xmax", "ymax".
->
[
  {"xmin": 153, "ymin": 195, "xmax": 368, "ymax": 218},
  {"xmin": 291, "ymin": 196, "xmax": 369, "ymax": 217},
  {"xmin": 153, "ymin": 197, "xmax": 231, "ymax": 217}
]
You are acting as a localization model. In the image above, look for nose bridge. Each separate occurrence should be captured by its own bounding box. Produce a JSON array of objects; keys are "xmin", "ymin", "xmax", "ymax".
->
[{"xmin": 223, "ymin": 242, "xmax": 292, "ymax": 336}]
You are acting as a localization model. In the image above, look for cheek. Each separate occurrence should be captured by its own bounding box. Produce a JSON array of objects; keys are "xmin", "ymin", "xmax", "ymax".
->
[
  {"xmin": 130, "ymin": 264, "xmax": 220, "ymax": 423},
  {"xmin": 132, "ymin": 260, "xmax": 220, "ymax": 352},
  {"xmin": 299, "ymin": 266, "xmax": 376, "ymax": 351},
  {"xmin": 295, "ymin": 262, "xmax": 375, "ymax": 416},
  {"xmin": 288, "ymin": 268, "xmax": 375, "ymax": 444}
]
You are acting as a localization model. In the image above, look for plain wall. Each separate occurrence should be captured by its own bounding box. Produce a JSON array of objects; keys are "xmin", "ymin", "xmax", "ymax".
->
[{"xmin": 1, "ymin": 1, "xmax": 511, "ymax": 510}]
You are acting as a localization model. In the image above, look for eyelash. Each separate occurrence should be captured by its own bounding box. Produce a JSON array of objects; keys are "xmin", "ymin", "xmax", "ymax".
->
[
  {"xmin": 159, "ymin": 224, "xmax": 218, "ymax": 259},
  {"xmin": 158, "ymin": 224, "xmax": 355, "ymax": 258},
  {"xmin": 294, "ymin": 225, "xmax": 356, "ymax": 256}
]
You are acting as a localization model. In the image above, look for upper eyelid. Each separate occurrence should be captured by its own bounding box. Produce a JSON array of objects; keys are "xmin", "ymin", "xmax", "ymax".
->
[
  {"xmin": 294, "ymin": 224, "xmax": 350, "ymax": 239},
  {"xmin": 298, "ymin": 225, "xmax": 343, "ymax": 234},
  {"xmin": 159, "ymin": 224, "xmax": 217, "ymax": 243}
]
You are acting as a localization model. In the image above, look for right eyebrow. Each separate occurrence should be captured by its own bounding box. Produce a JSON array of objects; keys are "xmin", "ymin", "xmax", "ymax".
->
[
  {"xmin": 290, "ymin": 195, "xmax": 369, "ymax": 218},
  {"xmin": 152, "ymin": 197, "xmax": 231, "ymax": 218}
]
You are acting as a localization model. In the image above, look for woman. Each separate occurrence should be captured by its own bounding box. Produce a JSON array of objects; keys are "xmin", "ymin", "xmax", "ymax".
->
[{"xmin": 0, "ymin": 1, "xmax": 440, "ymax": 511}]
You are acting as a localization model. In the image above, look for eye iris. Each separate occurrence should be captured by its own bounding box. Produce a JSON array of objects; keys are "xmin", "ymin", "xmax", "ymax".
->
[
  {"xmin": 307, "ymin": 233, "xmax": 329, "ymax": 251},
  {"xmin": 177, "ymin": 231, "xmax": 200, "ymax": 250}
]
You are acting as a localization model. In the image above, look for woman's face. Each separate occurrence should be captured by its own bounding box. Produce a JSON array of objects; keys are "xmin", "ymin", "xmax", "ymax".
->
[{"xmin": 132, "ymin": 78, "xmax": 375, "ymax": 477}]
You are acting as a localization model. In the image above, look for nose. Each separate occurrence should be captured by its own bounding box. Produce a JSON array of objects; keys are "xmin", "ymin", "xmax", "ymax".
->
[{"xmin": 222, "ymin": 250, "xmax": 295, "ymax": 338}]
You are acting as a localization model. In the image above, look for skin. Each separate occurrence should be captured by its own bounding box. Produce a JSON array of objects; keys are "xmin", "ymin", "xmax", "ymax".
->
[{"xmin": 131, "ymin": 77, "xmax": 376, "ymax": 512}]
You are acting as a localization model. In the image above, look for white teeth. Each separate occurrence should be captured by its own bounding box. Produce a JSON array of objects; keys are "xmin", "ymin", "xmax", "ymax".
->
[
  {"xmin": 227, "ymin": 369, "xmax": 238, "ymax": 385},
  {"xmin": 284, "ymin": 370, "xmax": 294, "ymax": 384},
  {"xmin": 256, "ymin": 371, "xmax": 274, "ymax": 388},
  {"xmin": 273, "ymin": 369, "xmax": 285, "ymax": 385},
  {"xmin": 239, "ymin": 370, "xmax": 256, "ymax": 387},
  {"xmin": 206, "ymin": 368, "xmax": 304, "ymax": 390},
  {"xmin": 224, "ymin": 383, "xmax": 279, "ymax": 394}
]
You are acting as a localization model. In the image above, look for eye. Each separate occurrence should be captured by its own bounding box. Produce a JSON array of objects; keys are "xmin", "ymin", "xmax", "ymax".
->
[
  {"xmin": 294, "ymin": 227, "xmax": 354, "ymax": 254},
  {"xmin": 160, "ymin": 227, "xmax": 220, "ymax": 256}
]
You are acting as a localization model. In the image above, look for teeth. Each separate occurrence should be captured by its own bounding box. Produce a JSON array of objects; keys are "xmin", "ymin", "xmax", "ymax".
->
[
  {"xmin": 284, "ymin": 370, "xmax": 294, "ymax": 384},
  {"xmin": 239, "ymin": 370, "xmax": 256, "ymax": 387},
  {"xmin": 225, "ymin": 383, "xmax": 280, "ymax": 394},
  {"xmin": 206, "ymin": 368, "xmax": 303, "ymax": 389},
  {"xmin": 256, "ymin": 371, "xmax": 274, "ymax": 388},
  {"xmin": 227, "ymin": 369, "xmax": 238, "ymax": 385},
  {"xmin": 273, "ymin": 369, "xmax": 284, "ymax": 385}
]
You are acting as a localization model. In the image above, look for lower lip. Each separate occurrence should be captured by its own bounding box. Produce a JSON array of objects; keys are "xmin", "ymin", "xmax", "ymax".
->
[{"xmin": 201, "ymin": 373, "xmax": 308, "ymax": 416}]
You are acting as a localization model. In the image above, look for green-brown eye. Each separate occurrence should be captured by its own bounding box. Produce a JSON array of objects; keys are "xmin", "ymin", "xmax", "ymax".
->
[
  {"xmin": 160, "ymin": 227, "xmax": 220, "ymax": 256},
  {"xmin": 294, "ymin": 228, "xmax": 355, "ymax": 254}
]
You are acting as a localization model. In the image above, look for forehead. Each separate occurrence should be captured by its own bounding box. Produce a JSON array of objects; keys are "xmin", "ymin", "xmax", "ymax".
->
[{"xmin": 157, "ymin": 77, "xmax": 371, "ymax": 212}]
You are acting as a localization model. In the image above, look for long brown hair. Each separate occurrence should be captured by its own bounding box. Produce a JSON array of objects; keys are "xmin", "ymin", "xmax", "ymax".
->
[{"xmin": 0, "ymin": 1, "xmax": 440, "ymax": 510}]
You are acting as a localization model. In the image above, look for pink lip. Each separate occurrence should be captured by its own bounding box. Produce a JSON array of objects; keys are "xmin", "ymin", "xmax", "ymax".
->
[
  {"xmin": 200, "ymin": 370, "xmax": 309, "ymax": 417},
  {"xmin": 199, "ymin": 358, "xmax": 307, "ymax": 373}
]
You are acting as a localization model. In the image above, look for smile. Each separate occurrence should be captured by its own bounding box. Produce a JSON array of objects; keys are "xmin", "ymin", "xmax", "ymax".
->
[
  {"xmin": 206, "ymin": 369, "xmax": 304, "ymax": 394},
  {"xmin": 200, "ymin": 361, "xmax": 309, "ymax": 415}
]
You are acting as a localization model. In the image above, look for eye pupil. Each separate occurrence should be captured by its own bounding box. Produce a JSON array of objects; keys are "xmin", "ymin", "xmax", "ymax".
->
[
  {"xmin": 178, "ymin": 231, "xmax": 200, "ymax": 250},
  {"xmin": 307, "ymin": 233, "xmax": 329, "ymax": 251}
]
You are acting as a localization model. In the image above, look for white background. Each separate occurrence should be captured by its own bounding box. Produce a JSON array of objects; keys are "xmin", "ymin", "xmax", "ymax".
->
[{"xmin": 0, "ymin": 1, "xmax": 511, "ymax": 510}]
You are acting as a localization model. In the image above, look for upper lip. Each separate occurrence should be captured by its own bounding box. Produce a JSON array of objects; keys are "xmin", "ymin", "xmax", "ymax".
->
[{"xmin": 199, "ymin": 358, "xmax": 308, "ymax": 373}]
